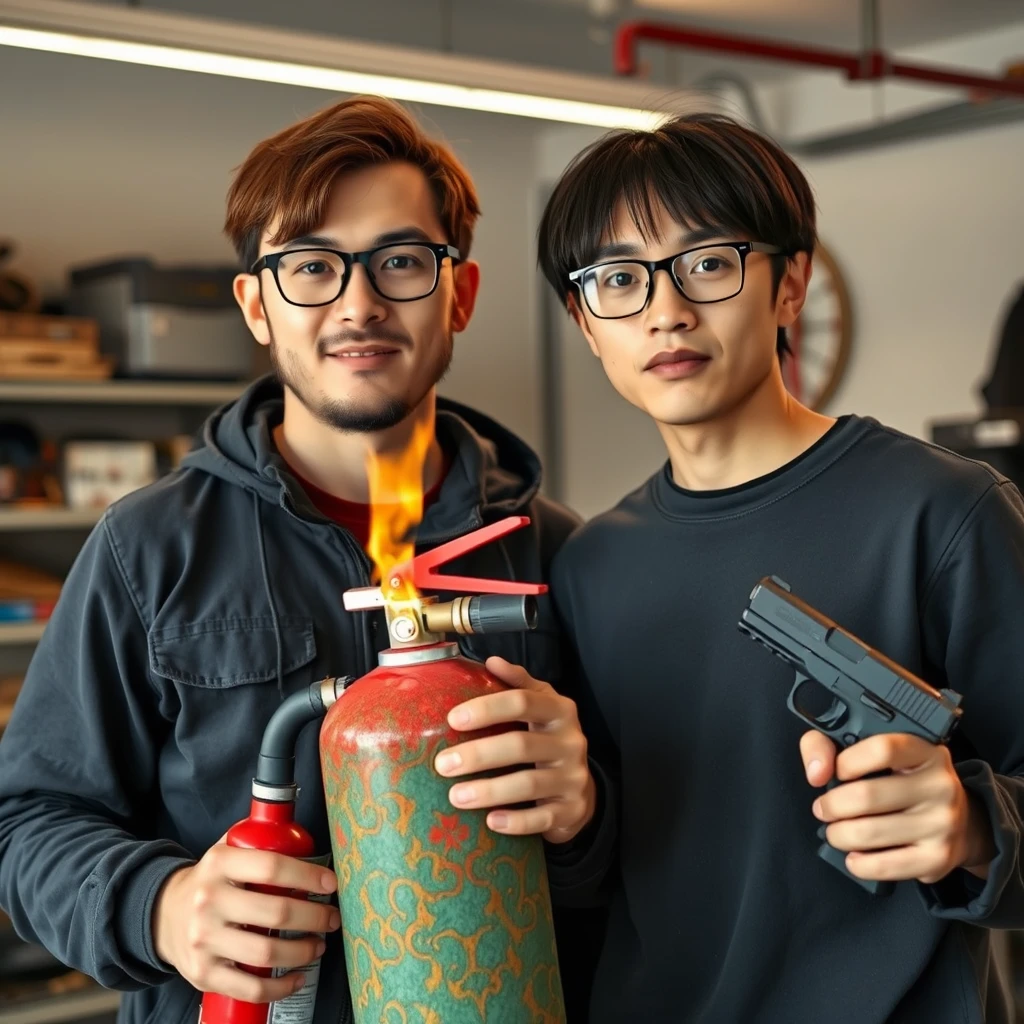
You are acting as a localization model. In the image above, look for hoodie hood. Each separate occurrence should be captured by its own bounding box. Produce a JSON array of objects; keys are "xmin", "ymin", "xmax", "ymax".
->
[{"xmin": 180, "ymin": 375, "xmax": 544, "ymax": 543}]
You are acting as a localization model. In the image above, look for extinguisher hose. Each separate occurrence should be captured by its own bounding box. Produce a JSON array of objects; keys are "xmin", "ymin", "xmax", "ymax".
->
[{"xmin": 255, "ymin": 678, "xmax": 348, "ymax": 787}]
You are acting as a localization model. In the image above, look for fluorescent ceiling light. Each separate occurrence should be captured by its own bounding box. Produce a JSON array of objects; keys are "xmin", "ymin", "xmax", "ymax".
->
[{"xmin": 0, "ymin": 23, "xmax": 666, "ymax": 130}]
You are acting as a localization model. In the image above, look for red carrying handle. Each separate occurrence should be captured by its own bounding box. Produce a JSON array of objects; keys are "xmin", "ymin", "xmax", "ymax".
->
[{"xmin": 390, "ymin": 516, "xmax": 548, "ymax": 595}]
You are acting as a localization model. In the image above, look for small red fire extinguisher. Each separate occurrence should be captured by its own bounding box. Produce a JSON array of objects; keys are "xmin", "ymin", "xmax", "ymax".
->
[{"xmin": 198, "ymin": 678, "xmax": 348, "ymax": 1024}]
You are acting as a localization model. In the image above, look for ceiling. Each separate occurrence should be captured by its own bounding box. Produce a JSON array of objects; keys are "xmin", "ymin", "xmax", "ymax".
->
[
  {"xmin": 617, "ymin": 0, "xmax": 1024, "ymax": 50},
  {"xmin": 69, "ymin": 0, "xmax": 1024, "ymax": 87}
]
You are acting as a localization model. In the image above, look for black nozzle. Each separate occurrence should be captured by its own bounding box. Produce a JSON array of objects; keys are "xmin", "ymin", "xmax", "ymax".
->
[
  {"xmin": 256, "ymin": 678, "xmax": 349, "ymax": 787},
  {"xmin": 468, "ymin": 595, "xmax": 538, "ymax": 634}
]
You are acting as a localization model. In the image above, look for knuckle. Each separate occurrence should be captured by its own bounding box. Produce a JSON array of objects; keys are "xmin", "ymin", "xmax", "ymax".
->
[
  {"xmin": 267, "ymin": 899, "xmax": 291, "ymax": 930},
  {"xmin": 252, "ymin": 852, "xmax": 278, "ymax": 883},
  {"xmin": 566, "ymin": 730, "xmax": 587, "ymax": 760},
  {"xmin": 237, "ymin": 978, "xmax": 264, "ymax": 1003},
  {"xmin": 250, "ymin": 939, "xmax": 276, "ymax": 968},
  {"xmin": 191, "ymin": 961, "xmax": 211, "ymax": 986},
  {"xmin": 191, "ymin": 883, "xmax": 215, "ymax": 913},
  {"xmin": 507, "ymin": 732, "xmax": 531, "ymax": 761},
  {"xmin": 185, "ymin": 920, "xmax": 206, "ymax": 951},
  {"xmin": 508, "ymin": 691, "xmax": 531, "ymax": 718}
]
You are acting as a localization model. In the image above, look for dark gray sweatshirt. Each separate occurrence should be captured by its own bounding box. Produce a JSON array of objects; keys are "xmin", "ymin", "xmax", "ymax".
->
[{"xmin": 552, "ymin": 416, "xmax": 1024, "ymax": 1023}]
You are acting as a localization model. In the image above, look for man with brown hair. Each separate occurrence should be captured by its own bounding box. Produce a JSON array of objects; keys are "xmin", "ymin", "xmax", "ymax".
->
[{"xmin": 0, "ymin": 96, "xmax": 608, "ymax": 1023}]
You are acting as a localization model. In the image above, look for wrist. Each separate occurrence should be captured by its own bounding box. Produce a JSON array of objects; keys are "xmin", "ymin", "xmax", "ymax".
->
[
  {"xmin": 152, "ymin": 865, "xmax": 191, "ymax": 967},
  {"xmin": 962, "ymin": 793, "xmax": 995, "ymax": 880},
  {"xmin": 565, "ymin": 772, "xmax": 598, "ymax": 843}
]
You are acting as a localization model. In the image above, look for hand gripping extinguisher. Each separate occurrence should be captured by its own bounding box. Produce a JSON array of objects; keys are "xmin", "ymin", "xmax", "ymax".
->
[
  {"xmin": 199, "ymin": 676, "xmax": 349, "ymax": 1024},
  {"xmin": 327, "ymin": 516, "xmax": 566, "ymax": 1023}
]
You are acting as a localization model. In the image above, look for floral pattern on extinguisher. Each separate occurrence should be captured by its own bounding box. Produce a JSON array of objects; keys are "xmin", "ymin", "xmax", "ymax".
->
[{"xmin": 320, "ymin": 656, "xmax": 566, "ymax": 1024}]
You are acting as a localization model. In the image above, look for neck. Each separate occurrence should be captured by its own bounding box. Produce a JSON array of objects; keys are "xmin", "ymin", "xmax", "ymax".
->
[
  {"xmin": 273, "ymin": 388, "xmax": 444, "ymax": 503},
  {"xmin": 659, "ymin": 363, "xmax": 836, "ymax": 491}
]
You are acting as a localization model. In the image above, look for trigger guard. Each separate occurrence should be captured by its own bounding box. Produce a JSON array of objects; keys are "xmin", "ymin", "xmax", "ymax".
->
[{"xmin": 787, "ymin": 675, "xmax": 848, "ymax": 740}]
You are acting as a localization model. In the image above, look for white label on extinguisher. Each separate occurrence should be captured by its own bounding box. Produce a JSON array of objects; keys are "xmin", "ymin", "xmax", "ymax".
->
[{"xmin": 268, "ymin": 853, "xmax": 333, "ymax": 1024}]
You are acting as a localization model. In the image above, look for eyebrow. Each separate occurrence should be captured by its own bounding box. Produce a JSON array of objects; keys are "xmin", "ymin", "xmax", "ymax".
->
[
  {"xmin": 592, "ymin": 226, "xmax": 731, "ymax": 263},
  {"xmin": 280, "ymin": 227, "xmax": 435, "ymax": 251}
]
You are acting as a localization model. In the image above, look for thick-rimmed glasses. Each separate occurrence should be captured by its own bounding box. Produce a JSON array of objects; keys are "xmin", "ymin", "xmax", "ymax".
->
[
  {"xmin": 250, "ymin": 243, "xmax": 461, "ymax": 307},
  {"xmin": 568, "ymin": 241, "xmax": 782, "ymax": 320}
]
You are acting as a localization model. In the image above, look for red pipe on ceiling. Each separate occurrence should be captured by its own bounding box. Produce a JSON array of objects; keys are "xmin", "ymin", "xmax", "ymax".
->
[{"xmin": 614, "ymin": 21, "xmax": 1024, "ymax": 99}]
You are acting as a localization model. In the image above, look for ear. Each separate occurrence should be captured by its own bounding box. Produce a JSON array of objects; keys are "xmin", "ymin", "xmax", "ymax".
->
[
  {"xmin": 234, "ymin": 273, "xmax": 271, "ymax": 347},
  {"xmin": 567, "ymin": 291, "xmax": 601, "ymax": 359},
  {"xmin": 775, "ymin": 251, "xmax": 812, "ymax": 330},
  {"xmin": 451, "ymin": 260, "xmax": 481, "ymax": 334}
]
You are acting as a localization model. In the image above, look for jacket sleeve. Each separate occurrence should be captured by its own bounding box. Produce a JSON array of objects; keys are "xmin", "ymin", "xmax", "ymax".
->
[
  {"xmin": 0, "ymin": 512, "xmax": 193, "ymax": 988},
  {"xmin": 917, "ymin": 481, "xmax": 1024, "ymax": 927}
]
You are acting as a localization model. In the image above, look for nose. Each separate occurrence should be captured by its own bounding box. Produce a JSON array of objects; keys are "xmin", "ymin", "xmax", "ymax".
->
[
  {"xmin": 643, "ymin": 267, "xmax": 698, "ymax": 336},
  {"xmin": 330, "ymin": 262, "xmax": 387, "ymax": 327}
]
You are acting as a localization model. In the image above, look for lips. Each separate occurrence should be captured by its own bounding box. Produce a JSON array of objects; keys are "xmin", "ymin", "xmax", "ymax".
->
[
  {"xmin": 325, "ymin": 346, "xmax": 401, "ymax": 359},
  {"xmin": 643, "ymin": 349, "xmax": 709, "ymax": 371}
]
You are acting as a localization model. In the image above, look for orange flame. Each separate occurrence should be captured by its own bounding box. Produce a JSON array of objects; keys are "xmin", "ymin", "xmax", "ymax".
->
[{"xmin": 366, "ymin": 417, "xmax": 434, "ymax": 605}]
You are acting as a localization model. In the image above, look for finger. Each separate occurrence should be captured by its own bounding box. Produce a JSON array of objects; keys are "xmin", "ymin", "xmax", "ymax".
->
[
  {"xmin": 814, "ymin": 772, "xmax": 942, "ymax": 822},
  {"xmin": 824, "ymin": 810, "xmax": 941, "ymax": 852},
  {"xmin": 449, "ymin": 768, "xmax": 583, "ymax": 810},
  {"xmin": 844, "ymin": 845, "xmax": 947, "ymax": 884},
  {"xmin": 835, "ymin": 733, "xmax": 941, "ymax": 782},
  {"xmin": 200, "ymin": 961, "xmax": 307, "ymax": 1002},
  {"xmin": 208, "ymin": 927, "xmax": 326, "ymax": 972},
  {"xmin": 211, "ymin": 847, "xmax": 337, "ymax": 894},
  {"xmin": 486, "ymin": 801, "xmax": 580, "ymax": 837},
  {"xmin": 216, "ymin": 886, "xmax": 341, "ymax": 934},
  {"xmin": 435, "ymin": 730, "xmax": 568, "ymax": 777},
  {"xmin": 799, "ymin": 730, "xmax": 837, "ymax": 787},
  {"xmin": 484, "ymin": 657, "xmax": 548, "ymax": 691},
  {"xmin": 447, "ymin": 688, "xmax": 567, "ymax": 732}
]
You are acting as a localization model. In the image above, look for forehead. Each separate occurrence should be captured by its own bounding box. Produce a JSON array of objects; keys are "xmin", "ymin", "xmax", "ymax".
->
[
  {"xmin": 263, "ymin": 161, "xmax": 445, "ymax": 250},
  {"xmin": 596, "ymin": 196, "xmax": 707, "ymax": 257}
]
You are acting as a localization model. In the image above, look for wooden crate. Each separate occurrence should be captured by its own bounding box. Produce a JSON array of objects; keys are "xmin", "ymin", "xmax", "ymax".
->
[{"xmin": 0, "ymin": 312, "xmax": 98, "ymax": 343}]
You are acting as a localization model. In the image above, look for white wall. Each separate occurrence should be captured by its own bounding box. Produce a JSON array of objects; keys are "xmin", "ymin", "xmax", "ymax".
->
[
  {"xmin": 768, "ymin": 20, "xmax": 1024, "ymax": 439},
  {"xmin": 540, "ymin": 22, "xmax": 1024, "ymax": 519},
  {"xmin": 0, "ymin": 47, "xmax": 544, "ymax": 450}
]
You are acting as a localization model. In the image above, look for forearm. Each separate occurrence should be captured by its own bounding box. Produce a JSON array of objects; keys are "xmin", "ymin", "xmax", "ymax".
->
[{"xmin": 0, "ymin": 793, "xmax": 193, "ymax": 988}]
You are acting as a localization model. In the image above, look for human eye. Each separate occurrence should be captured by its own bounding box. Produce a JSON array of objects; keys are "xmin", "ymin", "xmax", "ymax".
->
[{"xmin": 600, "ymin": 265, "xmax": 640, "ymax": 289}]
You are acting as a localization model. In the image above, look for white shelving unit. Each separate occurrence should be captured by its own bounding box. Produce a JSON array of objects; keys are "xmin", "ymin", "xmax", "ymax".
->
[
  {"xmin": 0, "ymin": 988, "xmax": 120, "ymax": 1024},
  {"xmin": 0, "ymin": 378, "xmax": 243, "ymax": 1022}
]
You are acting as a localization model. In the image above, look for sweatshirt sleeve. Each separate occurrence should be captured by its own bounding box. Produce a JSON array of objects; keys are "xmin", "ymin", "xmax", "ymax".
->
[
  {"xmin": 542, "ymin": 548, "xmax": 619, "ymax": 908},
  {"xmin": 0, "ymin": 512, "xmax": 194, "ymax": 989},
  {"xmin": 917, "ymin": 480, "xmax": 1024, "ymax": 926}
]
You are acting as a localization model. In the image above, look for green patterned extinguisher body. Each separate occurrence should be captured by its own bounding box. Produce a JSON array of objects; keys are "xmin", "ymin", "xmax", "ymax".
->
[{"xmin": 320, "ymin": 644, "xmax": 566, "ymax": 1024}]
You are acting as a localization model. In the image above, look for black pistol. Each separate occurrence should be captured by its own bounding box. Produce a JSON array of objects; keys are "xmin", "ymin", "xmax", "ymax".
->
[{"xmin": 738, "ymin": 575, "xmax": 963, "ymax": 896}]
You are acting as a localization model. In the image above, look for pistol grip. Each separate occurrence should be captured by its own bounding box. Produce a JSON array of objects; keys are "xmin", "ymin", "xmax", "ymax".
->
[
  {"xmin": 815, "ymin": 780, "xmax": 895, "ymax": 897},
  {"xmin": 815, "ymin": 825, "xmax": 895, "ymax": 896}
]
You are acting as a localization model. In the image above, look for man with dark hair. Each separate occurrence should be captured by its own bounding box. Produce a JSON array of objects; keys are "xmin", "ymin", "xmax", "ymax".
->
[
  {"xmin": 0, "ymin": 95, "xmax": 604, "ymax": 1023},
  {"xmin": 538, "ymin": 112, "xmax": 1024, "ymax": 1022}
]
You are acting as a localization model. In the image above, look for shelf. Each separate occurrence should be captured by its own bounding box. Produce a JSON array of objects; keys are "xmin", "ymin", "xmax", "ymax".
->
[
  {"xmin": 0, "ymin": 623, "xmax": 47, "ymax": 646},
  {"xmin": 0, "ymin": 988, "xmax": 120, "ymax": 1024},
  {"xmin": 0, "ymin": 379, "xmax": 247, "ymax": 405},
  {"xmin": 0, "ymin": 508, "xmax": 102, "ymax": 531}
]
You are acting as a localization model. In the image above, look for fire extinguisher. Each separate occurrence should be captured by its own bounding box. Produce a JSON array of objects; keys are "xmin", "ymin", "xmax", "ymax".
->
[
  {"xmin": 199, "ymin": 677, "xmax": 349, "ymax": 1024},
  {"xmin": 328, "ymin": 516, "xmax": 566, "ymax": 1023},
  {"xmin": 203, "ymin": 516, "xmax": 566, "ymax": 1023}
]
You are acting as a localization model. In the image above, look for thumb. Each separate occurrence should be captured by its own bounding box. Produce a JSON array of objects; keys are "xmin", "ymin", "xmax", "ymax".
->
[
  {"xmin": 485, "ymin": 656, "xmax": 546, "ymax": 691},
  {"xmin": 799, "ymin": 730, "xmax": 837, "ymax": 788}
]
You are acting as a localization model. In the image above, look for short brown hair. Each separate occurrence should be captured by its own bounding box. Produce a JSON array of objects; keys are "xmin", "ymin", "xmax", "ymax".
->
[{"xmin": 225, "ymin": 95, "xmax": 481, "ymax": 271}]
